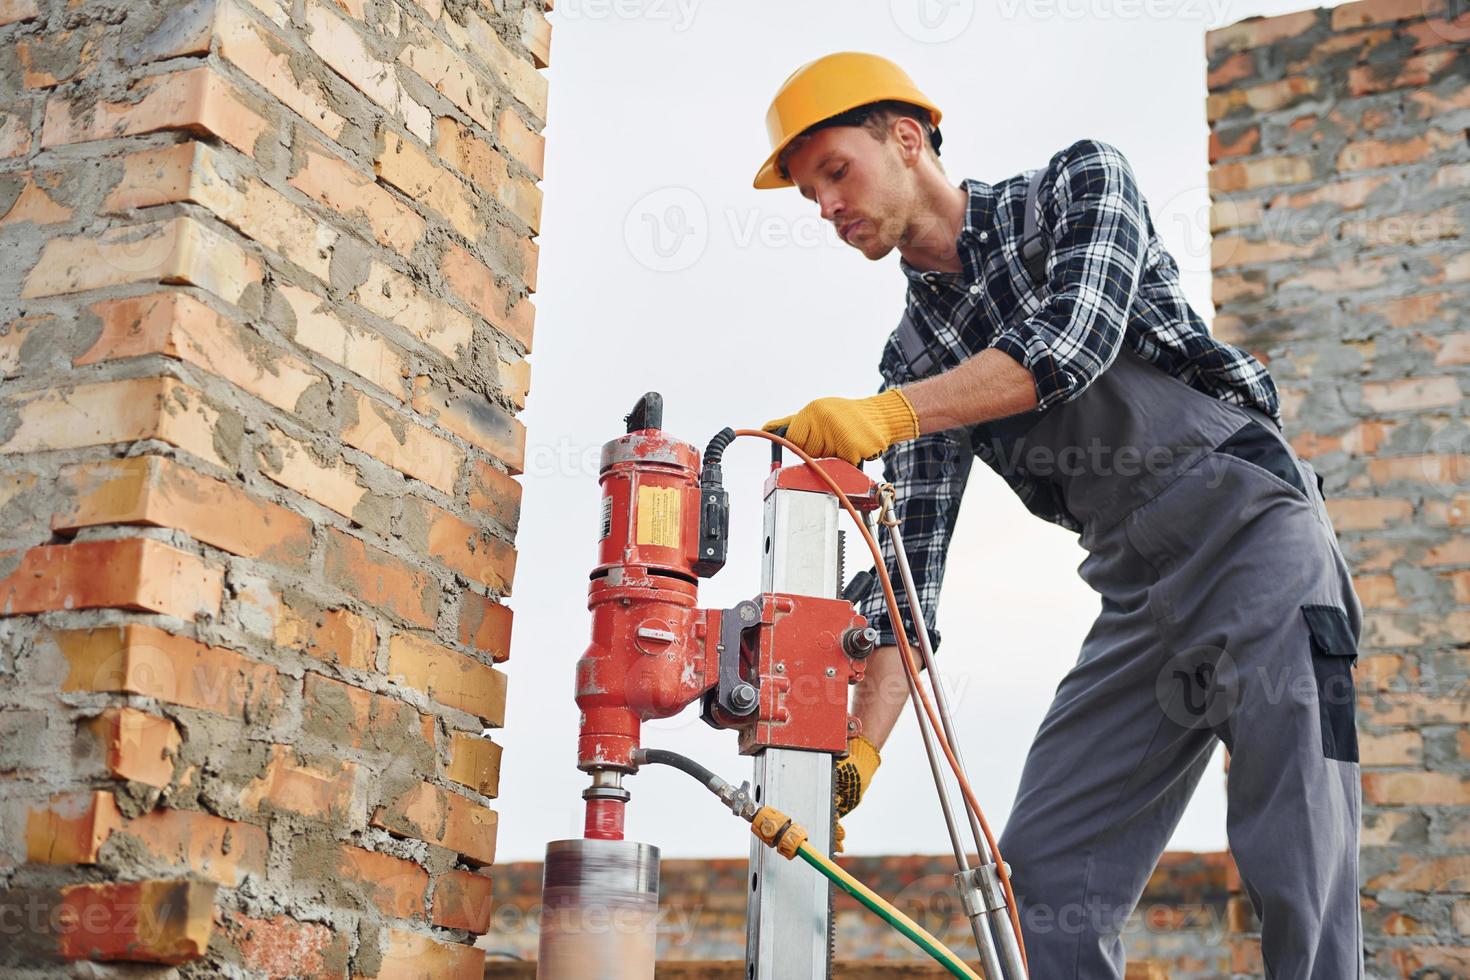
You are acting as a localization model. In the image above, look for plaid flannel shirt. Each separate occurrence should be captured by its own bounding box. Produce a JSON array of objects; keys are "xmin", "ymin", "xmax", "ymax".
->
[{"xmin": 859, "ymin": 138, "xmax": 1280, "ymax": 650}]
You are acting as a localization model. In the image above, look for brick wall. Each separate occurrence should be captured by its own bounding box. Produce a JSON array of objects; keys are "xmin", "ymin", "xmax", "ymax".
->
[
  {"xmin": 486, "ymin": 851, "xmax": 1238, "ymax": 976},
  {"xmin": 1206, "ymin": 1, "xmax": 1469, "ymax": 976},
  {"xmin": 0, "ymin": 0, "xmax": 547, "ymax": 971}
]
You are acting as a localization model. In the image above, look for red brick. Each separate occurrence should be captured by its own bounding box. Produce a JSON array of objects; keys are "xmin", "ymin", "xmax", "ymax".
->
[
  {"xmin": 521, "ymin": 5, "xmax": 550, "ymax": 68},
  {"xmin": 301, "ymin": 672, "xmax": 435, "ymax": 752},
  {"xmin": 1403, "ymin": 13, "xmax": 1470, "ymax": 49},
  {"xmin": 431, "ymin": 869, "xmax": 493, "ymax": 933},
  {"xmin": 0, "ymin": 104, "xmax": 32, "ymax": 158},
  {"xmin": 0, "ymin": 0, "xmax": 38, "ymax": 25},
  {"xmin": 289, "ymin": 136, "xmax": 424, "ymax": 257},
  {"xmin": 1368, "ymin": 454, "xmax": 1470, "ymax": 488},
  {"xmin": 0, "ymin": 376, "xmax": 232, "ymax": 468},
  {"xmin": 275, "ymin": 594, "xmax": 377, "ymax": 671},
  {"xmin": 446, "ymin": 732, "xmax": 501, "ymax": 798},
  {"xmin": 1353, "ymin": 572, "xmax": 1403, "ymax": 609},
  {"xmin": 1207, "ymin": 76, "xmax": 1318, "ymax": 124},
  {"xmin": 0, "ymin": 538, "xmax": 223, "ymax": 620},
  {"xmin": 411, "ymin": 376, "xmax": 526, "ymax": 473},
  {"xmin": 370, "ymin": 927, "xmax": 484, "ymax": 979},
  {"xmin": 336, "ymin": 845, "xmax": 429, "ymax": 919},
  {"xmin": 113, "ymin": 808, "xmax": 268, "ymax": 887},
  {"xmin": 1206, "ymin": 11, "xmax": 1318, "ymax": 57},
  {"xmin": 303, "ymin": 0, "xmax": 425, "ymax": 135},
  {"xmin": 1366, "ymin": 852, "xmax": 1470, "ymax": 892},
  {"xmin": 1331, "ymin": 0, "xmax": 1444, "ymax": 30},
  {"xmin": 1326, "ymin": 497, "xmax": 1413, "ymax": 530},
  {"xmin": 437, "ymin": 8, "xmax": 547, "ymax": 120},
  {"xmin": 350, "ymin": 260, "xmax": 474, "ymax": 360},
  {"xmin": 497, "ymin": 107, "xmax": 544, "ymax": 179},
  {"xmin": 1362, "ymin": 376, "xmax": 1461, "ymax": 412},
  {"xmin": 0, "ymin": 172, "xmax": 74, "ymax": 227},
  {"xmin": 1363, "ymin": 771, "xmax": 1470, "ymax": 806},
  {"xmin": 341, "ymin": 388, "xmax": 463, "ymax": 493},
  {"xmin": 1207, "ymin": 50, "xmax": 1256, "ymax": 90},
  {"xmin": 16, "ymin": 25, "xmax": 105, "ymax": 89},
  {"xmin": 1359, "ymin": 730, "xmax": 1423, "ymax": 766},
  {"xmin": 1274, "ymin": 173, "xmax": 1391, "ymax": 212},
  {"xmin": 1209, "ymin": 127, "xmax": 1259, "ymax": 164},
  {"xmin": 388, "ymin": 631, "xmax": 507, "ymax": 724},
  {"xmin": 256, "ymin": 424, "xmax": 372, "ymax": 523},
  {"xmin": 495, "ymin": 222, "xmax": 539, "ymax": 293},
  {"xmin": 52, "ymin": 623, "xmax": 285, "ymax": 719},
  {"xmin": 238, "ymin": 744, "xmax": 358, "ymax": 819},
  {"xmin": 396, "ymin": 28, "xmax": 496, "ymax": 131},
  {"xmin": 41, "ymin": 66, "xmax": 268, "ymax": 156},
  {"xmin": 278, "ymin": 283, "xmax": 408, "ymax": 400},
  {"xmin": 439, "ymin": 242, "xmax": 516, "ymax": 335},
  {"xmin": 498, "ymin": 354, "xmax": 531, "ymax": 411},
  {"xmin": 1348, "ymin": 49, "xmax": 1459, "ymax": 96},
  {"xmin": 1209, "ymin": 155, "xmax": 1314, "ymax": 193},
  {"xmin": 221, "ymin": 910, "xmax": 349, "ymax": 979},
  {"xmin": 371, "ymin": 782, "xmax": 497, "ymax": 865},
  {"xmin": 54, "ymin": 456, "xmax": 314, "ymax": 567},
  {"xmin": 402, "ymin": 498, "xmax": 516, "ymax": 593},
  {"xmin": 210, "ymin": 0, "xmax": 345, "ymax": 139},
  {"xmin": 85, "ymin": 707, "xmax": 180, "ymax": 788},
  {"xmin": 0, "ymin": 313, "xmax": 49, "ymax": 378},
  {"xmin": 376, "ymin": 128, "xmax": 479, "ymax": 241},
  {"xmin": 1338, "ymin": 130, "xmax": 1461, "ymax": 172},
  {"xmin": 80, "ymin": 292, "xmax": 322, "ymax": 413},
  {"xmin": 21, "ymin": 216, "xmax": 262, "ymax": 304},
  {"xmin": 456, "ymin": 591, "xmax": 511, "ymax": 663},
  {"xmin": 104, "ymin": 141, "xmax": 338, "ymax": 282},
  {"xmin": 26, "ymin": 790, "xmax": 122, "ymax": 864},
  {"xmin": 57, "ymin": 879, "xmax": 217, "ymax": 964},
  {"xmin": 463, "ymin": 462, "xmax": 521, "ymax": 536},
  {"xmin": 323, "ymin": 529, "xmax": 439, "ymax": 629}
]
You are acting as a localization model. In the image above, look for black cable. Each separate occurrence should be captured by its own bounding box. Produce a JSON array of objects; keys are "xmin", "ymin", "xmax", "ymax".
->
[{"xmin": 636, "ymin": 747, "xmax": 721, "ymax": 789}]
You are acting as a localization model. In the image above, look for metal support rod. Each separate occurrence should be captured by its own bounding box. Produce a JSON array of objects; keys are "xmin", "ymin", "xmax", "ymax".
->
[
  {"xmin": 880, "ymin": 496, "xmax": 1029, "ymax": 980},
  {"xmin": 867, "ymin": 510, "xmax": 1005, "ymax": 980}
]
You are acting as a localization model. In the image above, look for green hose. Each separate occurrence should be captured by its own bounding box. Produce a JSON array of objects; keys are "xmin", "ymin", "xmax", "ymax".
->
[{"xmin": 794, "ymin": 841, "xmax": 981, "ymax": 980}]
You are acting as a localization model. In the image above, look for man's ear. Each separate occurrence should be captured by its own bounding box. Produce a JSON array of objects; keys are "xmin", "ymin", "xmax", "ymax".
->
[{"xmin": 890, "ymin": 116, "xmax": 927, "ymax": 166}]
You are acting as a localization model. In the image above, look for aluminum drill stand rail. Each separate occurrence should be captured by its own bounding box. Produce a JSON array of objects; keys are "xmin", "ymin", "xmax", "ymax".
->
[
  {"xmin": 746, "ymin": 481, "xmax": 840, "ymax": 979},
  {"xmin": 877, "ymin": 487, "xmax": 1029, "ymax": 980}
]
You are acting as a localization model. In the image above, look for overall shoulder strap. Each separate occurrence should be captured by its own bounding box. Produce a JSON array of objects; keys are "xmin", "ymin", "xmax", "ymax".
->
[
  {"xmin": 893, "ymin": 307, "xmax": 938, "ymax": 380},
  {"xmin": 1019, "ymin": 167, "xmax": 1048, "ymax": 289}
]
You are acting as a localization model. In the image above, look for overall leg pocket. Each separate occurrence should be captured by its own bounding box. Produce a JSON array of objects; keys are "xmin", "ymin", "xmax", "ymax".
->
[{"xmin": 1302, "ymin": 605, "xmax": 1359, "ymax": 763}]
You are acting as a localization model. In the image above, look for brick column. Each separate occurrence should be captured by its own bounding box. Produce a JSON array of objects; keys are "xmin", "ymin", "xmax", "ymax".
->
[
  {"xmin": 1206, "ymin": 1, "xmax": 1469, "ymax": 976},
  {"xmin": 0, "ymin": 0, "xmax": 547, "ymax": 971}
]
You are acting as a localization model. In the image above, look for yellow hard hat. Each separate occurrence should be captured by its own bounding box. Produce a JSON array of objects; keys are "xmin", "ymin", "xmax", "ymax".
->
[{"xmin": 753, "ymin": 52, "xmax": 942, "ymax": 190}]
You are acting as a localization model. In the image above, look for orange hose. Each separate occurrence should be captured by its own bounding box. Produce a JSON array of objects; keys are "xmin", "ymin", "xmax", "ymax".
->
[{"xmin": 733, "ymin": 429, "xmax": 1028, "ymax": 973}]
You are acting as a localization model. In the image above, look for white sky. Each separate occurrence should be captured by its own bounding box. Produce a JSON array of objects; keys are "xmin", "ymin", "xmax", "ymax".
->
[{"xmin": 501, "ymin": 0, "xmax": 1345, "ymax": 861}]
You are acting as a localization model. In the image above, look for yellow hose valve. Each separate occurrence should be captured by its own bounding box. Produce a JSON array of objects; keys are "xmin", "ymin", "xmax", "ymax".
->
[{"xmin": 751, "ymin": 805, "xmax": 808, "ymax": 860}]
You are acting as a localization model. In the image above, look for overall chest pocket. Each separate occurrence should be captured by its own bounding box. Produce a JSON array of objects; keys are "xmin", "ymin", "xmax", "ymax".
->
[{"xmin": 1302, "ymin": 604, "xmax": 1360, "ymax": 764}]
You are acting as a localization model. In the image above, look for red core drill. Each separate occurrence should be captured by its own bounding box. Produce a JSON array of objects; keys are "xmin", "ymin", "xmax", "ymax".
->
[{"xmin": 573, "ymin": 392, "xmax": 880, "ymax": 842}]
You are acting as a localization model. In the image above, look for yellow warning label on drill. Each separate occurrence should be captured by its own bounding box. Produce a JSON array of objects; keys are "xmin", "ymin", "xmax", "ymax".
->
[{"xmin": 636, "ymin": 486, "xmax": 681, "ymax": 548}]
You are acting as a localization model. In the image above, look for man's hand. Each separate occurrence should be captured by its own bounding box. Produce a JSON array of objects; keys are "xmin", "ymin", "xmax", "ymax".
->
[
  {"xmin": 833, "ymin": 734, "xmax": 882, "ymax": 853},
  {"xmin": 762, "ymin": 390, "xmax": 919, "ymax": 465}
]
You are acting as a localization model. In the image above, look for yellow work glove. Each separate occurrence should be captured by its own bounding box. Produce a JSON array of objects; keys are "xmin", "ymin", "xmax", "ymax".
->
[
  {"xmin": 833, "ymin": 735, "xmax": 881, "ymax": 854},
  {"xmin": 763, "ymin": 390, "xmax": 919, "ymax": 466}
]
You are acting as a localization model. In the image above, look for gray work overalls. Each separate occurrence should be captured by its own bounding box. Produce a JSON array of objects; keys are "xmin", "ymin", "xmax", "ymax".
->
[{"xmin": 978, "ymin": 346, "xmax": 1365, "ymax": 979}]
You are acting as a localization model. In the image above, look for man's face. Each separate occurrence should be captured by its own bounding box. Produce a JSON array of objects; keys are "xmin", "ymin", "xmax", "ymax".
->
[{"xmin": 786, "ymin": 123, "xmax": 913, "ymax": 261}]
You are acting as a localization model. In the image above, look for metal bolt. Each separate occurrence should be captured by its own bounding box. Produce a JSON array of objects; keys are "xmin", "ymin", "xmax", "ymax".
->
[
  {"xmin": 730, "ymin": 683, "xmax": 758, "ymax": 713},
  {"xmin": 738, "ymin": 602, "xmax": 758, "ymax": 623},
  {"xmin": 774, "ymin": 663, "xmax": 785, "ymax": 674},
  {"xmin": 706, "ymin": 547, "xmax": 715, "ymax": 555},
  {"xmin": 825, "ymin": 667, "xmax": 836, "ymax": 677}
]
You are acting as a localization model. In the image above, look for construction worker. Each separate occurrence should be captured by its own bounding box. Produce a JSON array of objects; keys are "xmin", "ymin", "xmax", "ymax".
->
[{"xmin": 757, "ymin": 53, "xmax": 1364, "ymax": 979}]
